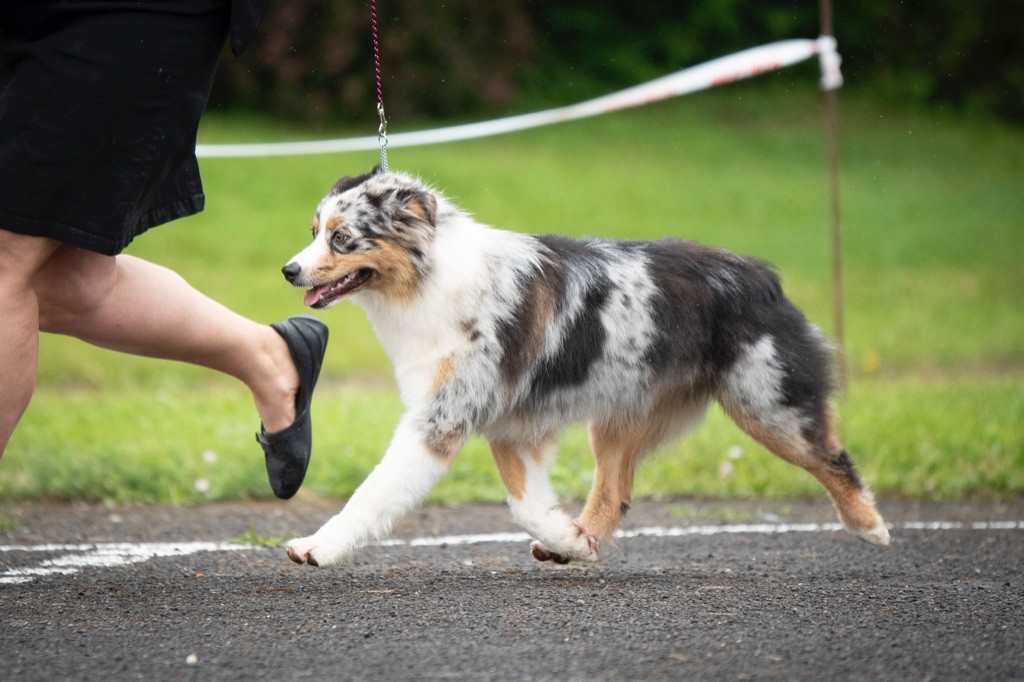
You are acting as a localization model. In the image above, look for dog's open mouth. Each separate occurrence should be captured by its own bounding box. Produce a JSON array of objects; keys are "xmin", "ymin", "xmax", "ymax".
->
[{"xmin": 303, "ymin": 269, "xmax": 373, "ymax": 308}]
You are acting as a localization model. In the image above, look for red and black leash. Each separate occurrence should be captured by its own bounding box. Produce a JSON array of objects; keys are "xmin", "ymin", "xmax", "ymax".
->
[{"xmin": 370, "ymin": 0, "xmax": 389, "ymax": 171}]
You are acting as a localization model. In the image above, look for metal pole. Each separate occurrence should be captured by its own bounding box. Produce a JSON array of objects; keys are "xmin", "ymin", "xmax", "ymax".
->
[{"xmin": 820, "ymin": 0, "xmax": 846, "ymax": 391}]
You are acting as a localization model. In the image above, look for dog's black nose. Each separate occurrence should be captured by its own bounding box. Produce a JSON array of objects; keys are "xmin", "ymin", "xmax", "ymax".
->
[{"xmin": 282, "ymin": 262, "xmax": 301, "ymax": 284}]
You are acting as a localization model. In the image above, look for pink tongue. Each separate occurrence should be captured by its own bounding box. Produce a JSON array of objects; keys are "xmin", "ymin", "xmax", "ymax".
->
[{"xmin": 304, "ymin": 284, "xmax": 330, "ymax": 307}]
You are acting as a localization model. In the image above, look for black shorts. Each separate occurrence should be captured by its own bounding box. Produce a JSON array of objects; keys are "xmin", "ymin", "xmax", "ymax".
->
[{"xmin": 0, "ymin": 0, "xmax": 230, "ymax": 255}]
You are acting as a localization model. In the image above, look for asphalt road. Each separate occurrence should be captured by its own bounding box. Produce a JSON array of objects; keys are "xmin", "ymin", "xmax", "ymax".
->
[{"xmin": 1, "ymin": 498, "xmax": 1022, "ymax": 680}]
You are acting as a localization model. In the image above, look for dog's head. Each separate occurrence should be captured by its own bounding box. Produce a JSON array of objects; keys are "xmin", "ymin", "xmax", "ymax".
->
[{"xmin": 282, "ymin": 167, "xmax": 438, "ymax": 308}]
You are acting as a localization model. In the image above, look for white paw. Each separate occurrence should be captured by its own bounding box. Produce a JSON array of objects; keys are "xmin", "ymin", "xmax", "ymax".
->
[
  {"xmin": 855, "ymin": 523, "xmax": 891, "ymax": 546},
  {"xmin": 530, "ymin": 522, "xmax": 599, "ymax": 564},
  {"xmin": 286, "ymin": 535, "xmax": 346, "ymax": 567}
]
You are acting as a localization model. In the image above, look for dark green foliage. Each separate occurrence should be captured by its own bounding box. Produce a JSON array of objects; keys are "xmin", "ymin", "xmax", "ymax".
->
[
  {"xmin": 212, "ymin": 1, "xmax": 536, "ymax": 123},
  {"xmin": 209, "ymin": 1, "xmax": 1024, "ymax": 123},
  {"xmin": 834, "ymin": 0, "xmax": 1024, "ymax": 120}
]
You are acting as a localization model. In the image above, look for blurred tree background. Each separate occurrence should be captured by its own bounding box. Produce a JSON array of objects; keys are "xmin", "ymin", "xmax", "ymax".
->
[{"xmin": 211, "ymin": 0, "xmax": 1024, "ymax": 125}]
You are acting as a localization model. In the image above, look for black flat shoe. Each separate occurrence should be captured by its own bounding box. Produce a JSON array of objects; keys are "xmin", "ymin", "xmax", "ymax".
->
[{"xmin": 256, "ymin": 315, "xmax": 329, "ymax": 499}]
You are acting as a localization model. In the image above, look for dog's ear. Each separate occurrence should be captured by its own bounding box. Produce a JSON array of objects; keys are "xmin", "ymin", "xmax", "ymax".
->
[
  {"xmin": 394, "ymin": 188, "xmax": 437, "ymax": 228},
  {"xmin": 330, "ymin": 169, "xmax": 376, "ymax": 196}
]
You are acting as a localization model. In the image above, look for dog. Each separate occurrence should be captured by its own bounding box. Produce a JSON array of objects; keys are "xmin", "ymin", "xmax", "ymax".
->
[{"xmin": 280, "ymin": 166, "xmax": 889, "ymax": 567}]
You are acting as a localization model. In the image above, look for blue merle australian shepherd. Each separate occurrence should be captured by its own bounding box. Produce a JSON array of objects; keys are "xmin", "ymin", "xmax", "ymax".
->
[{"xmin": 281, "ymin": 167, "xmax": 889, "ymax": 567}]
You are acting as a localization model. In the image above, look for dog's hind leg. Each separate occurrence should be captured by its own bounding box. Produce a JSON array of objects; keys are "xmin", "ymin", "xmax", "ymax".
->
[
  {"xmin": 575, "ymin": 422, "xmax": 644, "ymax": 547},
  {"xmin": 490, "ymin": 438, "xmax": 598, "ymax": 564},
  {"xmin": 718, "ymin": 334, "xmax": 889, "ymax": 545},
  {"xmin": 578, "ymin": 392, "xmax": 710, "ymax": 550}
]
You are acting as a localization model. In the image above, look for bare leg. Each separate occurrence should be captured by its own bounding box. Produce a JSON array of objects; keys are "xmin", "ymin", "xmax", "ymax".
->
[
  {"xmin": 33, "ymin": 246, "xmax": 299, "ymax": 432},
  {"xmin": 0, "ymin": 230, "xmax": 60, "ymax": 456}
]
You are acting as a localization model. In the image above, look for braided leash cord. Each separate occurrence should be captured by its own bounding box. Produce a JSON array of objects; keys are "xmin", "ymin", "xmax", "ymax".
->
[{"xmin": 370, "ymin": 0, "xmax": 388, "ymax": 171}]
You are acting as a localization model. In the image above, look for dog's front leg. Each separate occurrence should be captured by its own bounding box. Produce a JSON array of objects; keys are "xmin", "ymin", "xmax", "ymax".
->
[{"xmin": 287, "ymin": 415, "xmax": 463, "ymax": 567}]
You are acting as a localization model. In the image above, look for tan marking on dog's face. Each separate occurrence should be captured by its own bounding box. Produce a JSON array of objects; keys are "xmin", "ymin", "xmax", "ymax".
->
[
  {"xmin": 324, "ymin": 215, "xmax": 342, "ymax": 232},
  {"xmin": 304, "ymin": 238, "xmax": 421, "ymax": 304},
  {"xmin": 372, "ymin": 240, "xmax": 421, "ymax": 303},
  {"xmin": 490, "ymin": 441, "xmax": 526, "ymax": 500},
  {"xmin": 431, "ymin": 355, "xmax": 456, "ymax": 393},
  {"xmin": 307, "ymin": 250, "xmax": 374, "ymax": 287}
]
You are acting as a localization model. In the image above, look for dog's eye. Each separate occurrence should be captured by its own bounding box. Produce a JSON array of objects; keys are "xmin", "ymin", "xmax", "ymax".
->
[{"xmin": 331, "ymin": 231, "xmax": 349, "ymax": 245}]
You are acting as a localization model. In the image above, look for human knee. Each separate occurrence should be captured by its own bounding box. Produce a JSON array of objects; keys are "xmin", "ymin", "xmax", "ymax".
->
[
  {"xmin": 0, "ymin": 229, "xmax": 59, "ymax": 290},
  {"xmin": 35, "ymin": 247, "xmax": 117, "ymax": 331}
]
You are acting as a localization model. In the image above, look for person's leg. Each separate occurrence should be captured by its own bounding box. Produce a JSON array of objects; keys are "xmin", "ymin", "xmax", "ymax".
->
[
  {"xmin": 0, "ymin": 229, "xmax": 61, "ymax": 456},
  {"xmin": 33, "ymin": 245, "xmax": 300, "ymax": 433}
]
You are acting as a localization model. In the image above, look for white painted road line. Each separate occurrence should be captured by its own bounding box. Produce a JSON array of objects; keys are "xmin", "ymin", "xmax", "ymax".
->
[
  {"xmin": 1, "ymin": 521, "xmax": 1021, "ymax": 584},
  {"xmin": 0, "ymin": 542, "xmax": 241, "ymax": 585}
]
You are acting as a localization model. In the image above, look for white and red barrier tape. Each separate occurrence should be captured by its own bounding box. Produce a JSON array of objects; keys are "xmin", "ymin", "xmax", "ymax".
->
[{"xmin": 196, "ymin": 36, "xmax": 842, "ymax": 159}]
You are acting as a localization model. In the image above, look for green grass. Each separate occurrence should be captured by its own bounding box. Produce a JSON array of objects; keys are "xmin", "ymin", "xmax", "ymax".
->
[
  {"xmin": 230, "ymin": 527, "xmax": 289, "ymax": 548},
  {"xmin": 4, "ymin": 83, "xmax": 1023, "ymax": 504},
  {"xmin": 3, "ymin": 377, "xmax": 1021, "ymax": 504}
]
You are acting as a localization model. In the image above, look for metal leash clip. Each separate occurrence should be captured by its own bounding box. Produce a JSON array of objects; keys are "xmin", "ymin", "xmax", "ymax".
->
[{"xmin": 377, "ymin": 101, "xmax": 389, "ymax": 172}]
